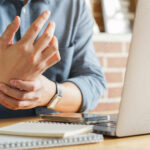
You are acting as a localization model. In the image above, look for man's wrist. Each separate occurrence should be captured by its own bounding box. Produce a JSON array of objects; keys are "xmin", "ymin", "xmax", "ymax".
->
[
  {"xmin": 39, "ymin": 75, "xmax": 56, "ymax": 107},
  {"xmin": 46, "ymin": 82, "xmax": 62, "ymax": 109}
]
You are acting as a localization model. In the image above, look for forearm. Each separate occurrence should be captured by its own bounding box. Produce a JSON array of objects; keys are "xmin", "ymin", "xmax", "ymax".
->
[{"xmin": 53, "ymin": 82, "xmax": 82, "ymax": 113}]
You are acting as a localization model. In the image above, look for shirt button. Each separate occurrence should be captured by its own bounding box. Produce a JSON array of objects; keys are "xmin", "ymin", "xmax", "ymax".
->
[{"xmin": 22, "ymin": 8, "xmax": 26, "ymax": 14}]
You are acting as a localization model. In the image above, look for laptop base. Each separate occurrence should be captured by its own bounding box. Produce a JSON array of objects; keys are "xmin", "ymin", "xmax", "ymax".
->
[{"xmin": 93, "ymin": 114, "xmax": 118, "ymax": 137}]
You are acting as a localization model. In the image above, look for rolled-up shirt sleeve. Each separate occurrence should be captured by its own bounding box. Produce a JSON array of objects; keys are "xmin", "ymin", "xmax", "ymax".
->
[{"xmin": 64, "ymin": 0, "xmax": 107, "ymax": 112}]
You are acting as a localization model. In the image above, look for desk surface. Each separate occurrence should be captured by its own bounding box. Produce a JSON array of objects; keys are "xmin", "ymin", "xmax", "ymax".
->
[{"xmin": 0, "ymin": 117, "xmax": 150, "ymax": 150}]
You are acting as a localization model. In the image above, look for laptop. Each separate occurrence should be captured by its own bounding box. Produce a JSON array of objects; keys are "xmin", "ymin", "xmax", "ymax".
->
[{"xmin": 94, "ymin": 0, "xmax": 150, "ymax": 137}]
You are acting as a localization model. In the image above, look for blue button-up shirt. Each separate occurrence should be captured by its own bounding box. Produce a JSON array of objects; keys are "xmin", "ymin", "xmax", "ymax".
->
[{"xmin": 0, "ymin": 0, "xmax": 106, "ymax": 118}]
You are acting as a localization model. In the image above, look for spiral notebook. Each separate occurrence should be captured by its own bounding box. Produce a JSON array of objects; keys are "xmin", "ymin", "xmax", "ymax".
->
[
  {"xmin": 0, "ymin": 121, "xmax": 103, "ymax": 149},
  {"xmin": 0, "ymin": 133, "xmax": 103, "ymax": 149},
  {"xmin": 0, "ymin": 122, "xmax": 93, "ymax": 138}
]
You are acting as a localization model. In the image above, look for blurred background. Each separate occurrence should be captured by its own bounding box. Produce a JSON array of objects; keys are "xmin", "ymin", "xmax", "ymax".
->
[
  {"xmin": 86, "ymin": 0, "xmax": 137, "ymax": 34},
  {"xmin": 85, "ymin": 0, "xmax": 138, "ymax": 112}
]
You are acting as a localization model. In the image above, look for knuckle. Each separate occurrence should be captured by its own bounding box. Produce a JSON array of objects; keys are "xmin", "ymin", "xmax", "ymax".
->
[
  {"xmin": 52, "ymin": 38, "xmax": 58, "ymax": 50},
  {"xmin": 56, "ymin": 53, "xmax": 61, "ymax": 61},
  {"xmin": 32, "ymin": 23, "xmax": 40, "ymax": 32},
  {"xmin": 44, "ymin": 33, "xmax": 51, "ymax": 40},
  {"xmin": 28, "ymin": 53, "xmax": 40, "ymax": 66},
  {"xmin": 31, "ymin": 85, "xmax": 36, "ymax": 91},
  {"xmin": 19, "ymin": 94, "xmax": 26, "ymax": 100},
  {"xmin": 53, "ymin": 52, "xmax": 61, "ymax": 62},
  {"xmin": 28, "ymin": 55, "xmax": 36, "ymax": 65},
  {"xmin": 19, "ymin": 44, "xmax": 28, "ymax": 52},
  {"xmin": 35, "ymin": 63, "xmax": 46, "ymax": 71},
  {"xmin": 52, "ymin": 45, "xmax": 58, "ymax": 51}
]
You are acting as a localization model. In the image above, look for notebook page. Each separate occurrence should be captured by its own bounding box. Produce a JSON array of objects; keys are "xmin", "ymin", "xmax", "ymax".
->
[{"xmin": 0, "ymin": 122, "xmax": 93, "ymax": 138}]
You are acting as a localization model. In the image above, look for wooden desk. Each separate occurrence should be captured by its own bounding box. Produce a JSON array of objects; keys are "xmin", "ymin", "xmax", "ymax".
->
[{"xmin": 0, "ymin": 117, "xmax": 150, "ymax": 150}]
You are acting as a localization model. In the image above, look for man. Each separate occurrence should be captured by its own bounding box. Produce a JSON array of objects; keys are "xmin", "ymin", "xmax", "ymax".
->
[{"xmin": 0, "ymin": 0, "xmax": 106, "ymax": 118}]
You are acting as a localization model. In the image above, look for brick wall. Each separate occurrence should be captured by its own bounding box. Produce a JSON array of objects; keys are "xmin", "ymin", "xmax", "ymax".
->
[
  {"xmin": 92, "ymin": 35, "xmax": 131, "ymax": 112},
  {"xmin": 87, "ymin": 0, "xmax": 134, "ymax": 112}
]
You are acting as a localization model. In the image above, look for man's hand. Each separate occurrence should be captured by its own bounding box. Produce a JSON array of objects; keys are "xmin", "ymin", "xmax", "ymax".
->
[
  {"xmin": 0, "ymin": 75, "xmax": 56, "ymax": 110},
  {"xmin": 0, "ymin": 10, "xmax": 60, "ymax": 84}
]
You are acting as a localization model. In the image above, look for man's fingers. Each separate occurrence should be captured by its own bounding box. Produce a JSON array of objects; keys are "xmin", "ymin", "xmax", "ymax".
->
[
  {"xmin": 10, "ymin": 80, "xmax": 41, "ymax": 91},
  {"xmin": 1, "ymin": 16, "xmax": 20, "ymax": 44},
  {"xmin": 0, "ymin": 92, "xmax": 19, "ymax": 110},
  {"xmin": 41, "ymin": 36, "xmax": 60, "ymax": 61},
  {"xmin": 0, "ymin": 84, "xmax": 38, "ymax": 101},
  {"xmin": 0, "ymin": 84, "xmax": 25, "ymax": 100},
  {"xmin": 34, "ymin": 21, "xmax": 55, "ymax": 54},
  {"xmin": 0, "ymin": 91, "xmax": 33, "ymax": 110},
  {"xmin": 42, "ymin": 36, "xmax": 61, "ymax": 68},
  {"xmin": 46, "ymin": 52, "xmax": 61, "ymax": 68},
  {"xmin": 21, "ymin": 10, "xmax": 50, "ymax": 43}
]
